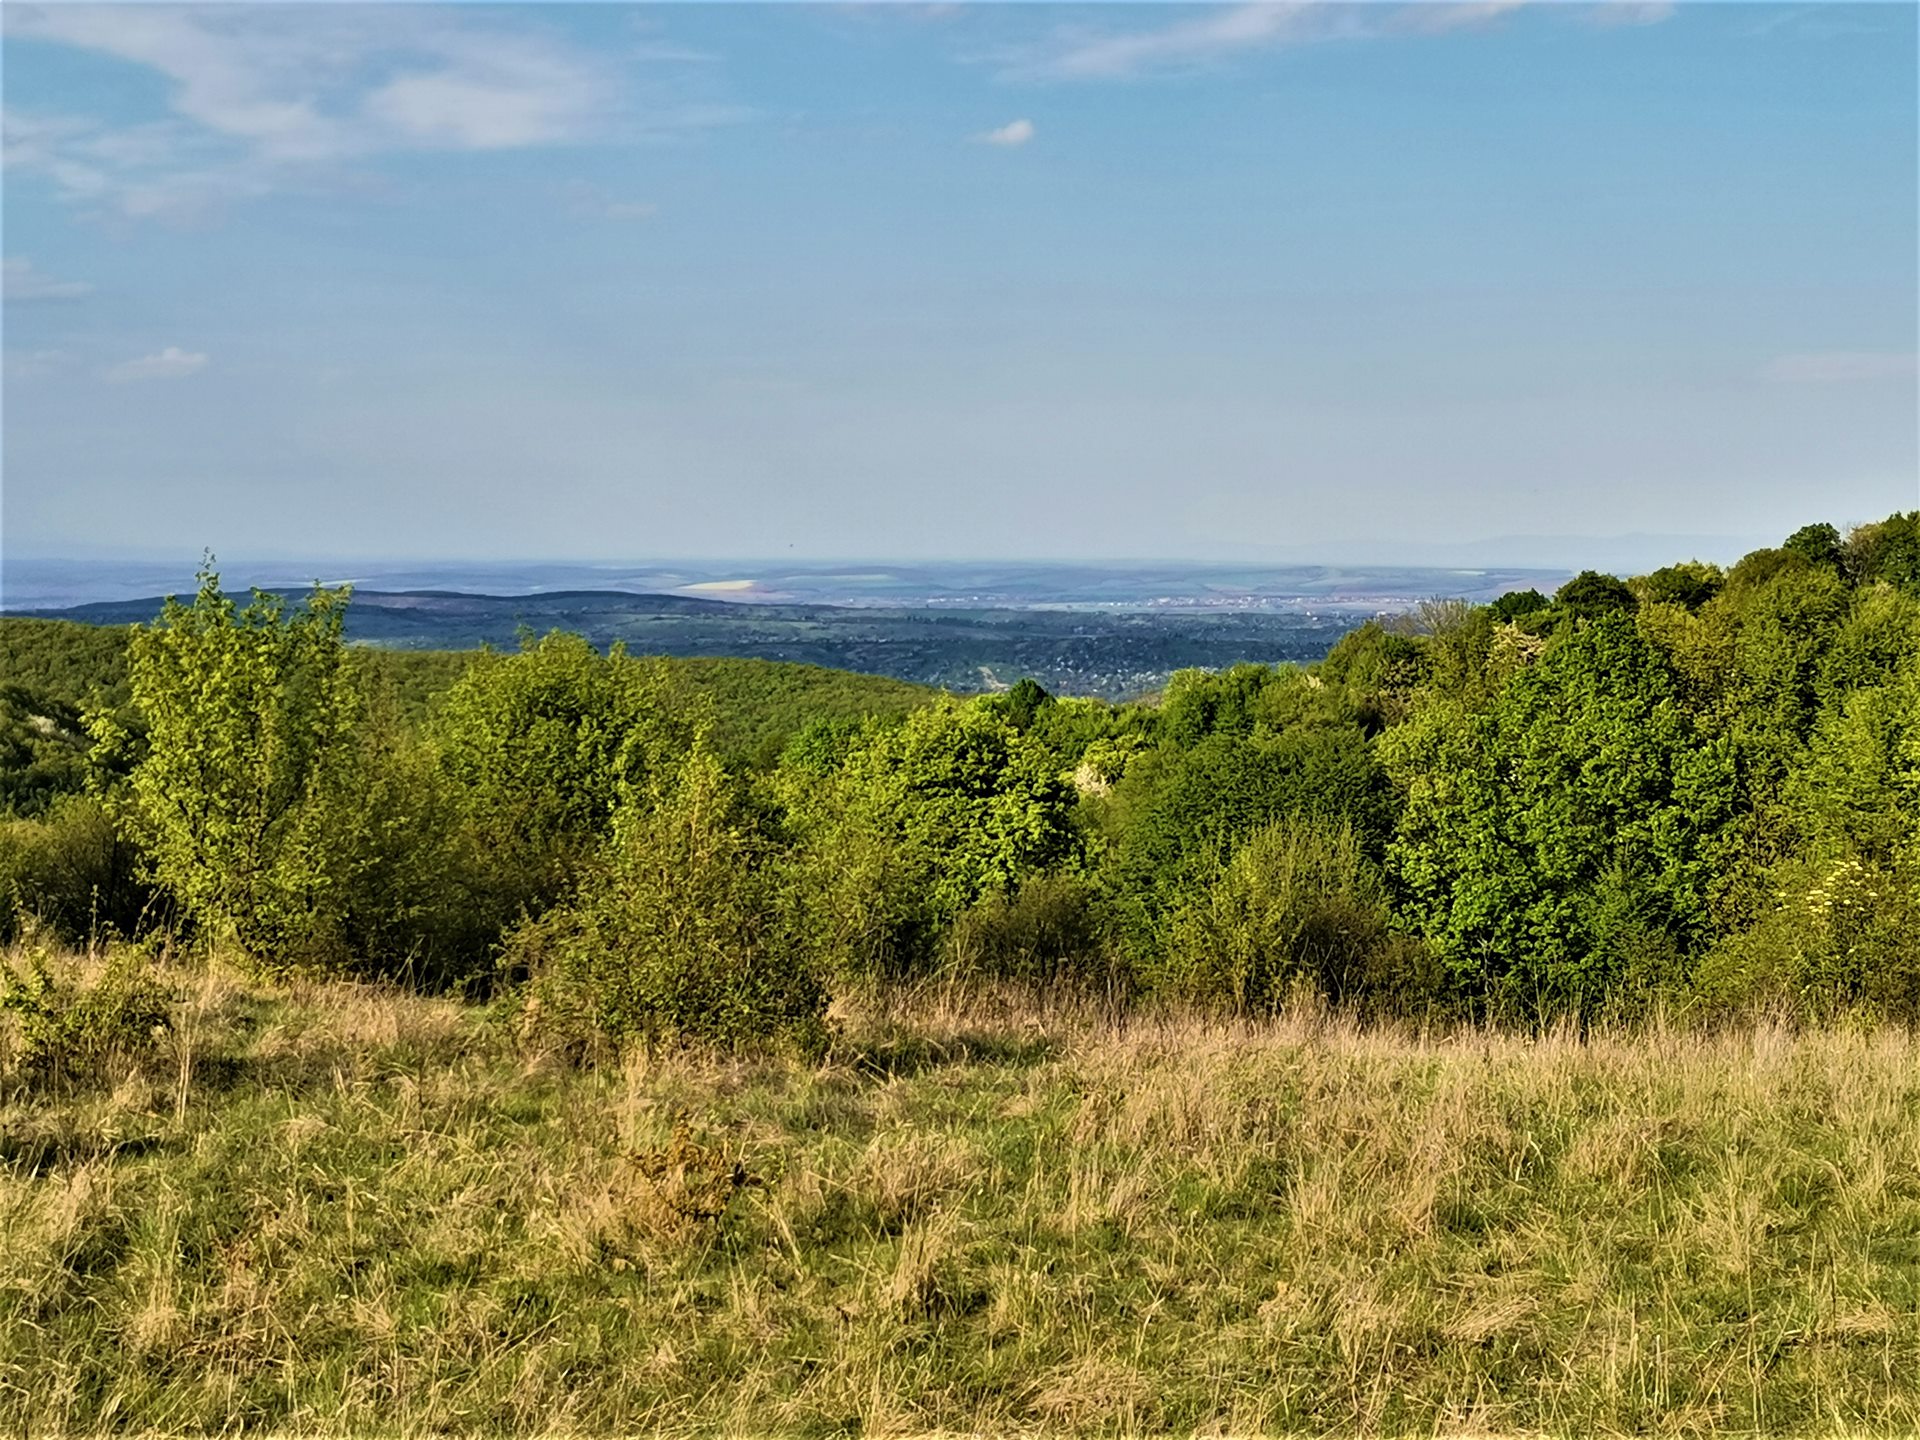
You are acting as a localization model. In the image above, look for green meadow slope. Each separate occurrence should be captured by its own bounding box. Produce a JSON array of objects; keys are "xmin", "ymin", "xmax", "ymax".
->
[{"xmin": 2, "ymin": 953, "xmax": 1916, "ymax": 1436}]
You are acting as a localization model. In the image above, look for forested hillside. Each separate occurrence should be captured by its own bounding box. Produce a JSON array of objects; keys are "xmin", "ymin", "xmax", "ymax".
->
[
  {"xmin": 4, "ymin": 511, "xmax": 1917, "ymax": 1028},
  {"xmin": 0, "ymin": 617, "xmax": 930, "ymax": 791}
]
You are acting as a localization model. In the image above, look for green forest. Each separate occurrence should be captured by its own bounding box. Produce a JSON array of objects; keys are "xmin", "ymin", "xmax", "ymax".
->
[{"xmin": 5, "ymin": 511, "xmax": 1918, "ymax": 1040}]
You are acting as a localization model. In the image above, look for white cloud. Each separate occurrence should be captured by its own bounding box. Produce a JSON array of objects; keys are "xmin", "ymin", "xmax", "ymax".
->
[
  {"xmin": 1764, "ymin": 352, "xmax": 1919, "ymax": 384},
  {"xmin": 1584, "ymin": 1, "xmax": 1676, "ymax": 28},
  {"xmin": 1391, "ymin": 1, "xmax": 1532, "ymax": 36},
  {"xmin": 363, "ymin": 41, "xmax": 613, "ymax": 152},
  {"xmin": 3, "ymin": 256, "xmax": 93, "ymax": 301},
  {"xmin": 1, "ymin": 6, "xmax": 716, "ymax": 223},
  {"xmin": 978, "ymin": 118, "xmax": 1036, "ymax": 147},
  {"xmin": 6, "ymin": 6, "xmax": 614, "ymax": 161},
  {"xmin": 3, "ymin": 109, "xmax": 116, "ymax": 202},
  {"xmin": 1020, "ymin": 5, "xmax": 1319, "ymax": 81},
  {"xmin": 104, "ymin": 346, "xmax": 208, "ymax": 383},
  {"xmin": 1005, "ymin": 1, "xmax": 1652, "ymax": 81}
]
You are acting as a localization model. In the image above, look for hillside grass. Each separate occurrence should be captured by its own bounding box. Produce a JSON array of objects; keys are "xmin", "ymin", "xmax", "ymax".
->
[{"xmin": 3, "ymin": 948, "xmax": 1918, "ymax": 1436}]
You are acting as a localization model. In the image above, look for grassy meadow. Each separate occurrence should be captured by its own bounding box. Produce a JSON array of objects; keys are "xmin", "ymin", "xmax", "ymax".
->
[{"xmin": 4, "ymin": 944, "xmax": 1918, "ymax": 1437}]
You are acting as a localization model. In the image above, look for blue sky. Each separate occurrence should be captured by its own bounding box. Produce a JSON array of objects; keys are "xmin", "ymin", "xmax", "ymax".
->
[{"xmin": 3, "ymin": 1, "xmax": 1915, "ymax": 563}]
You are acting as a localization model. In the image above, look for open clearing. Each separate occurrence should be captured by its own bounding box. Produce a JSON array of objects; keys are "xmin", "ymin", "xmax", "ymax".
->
[{"xmin": 3, "ymin": 955, "xmax": 1918, "ymax": 1436}]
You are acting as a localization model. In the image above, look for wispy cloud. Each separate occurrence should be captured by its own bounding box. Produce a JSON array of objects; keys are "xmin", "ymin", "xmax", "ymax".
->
[
  {"xmin": 1764, "ymin": 351, "xmax": 1919, "ymax": 384},
  {"xmin": 5, "ymin": 5, "xmax": 615, "ymax": 161},
  {"xmin": 3, "ymin": 256, "xmax": 93, "ymax": 301},
  {"xmin": 977, "ymin": 118, "xmax": 1036, "ymax": 147},
  {"xmin": 2, "ymin": 5, "xmax": 727, "ymax": 224},
  {"xmin": 628, "ymin": 12, "xmax": 723, "ymax": 63},
  {"xmin": 103, "ymin": 346, "xmax": 208, "ymax": 382},
  {"xmin": 1012, "ymin": 5, "xmax": 1325, "ymax": 81},
  {"xmin": 1584, "ymin": 1, "xmax": 1676, "ymax": 29},
  {"xmin": 2, "ymin": 105, "xmax": 292, "ymax": 227},
  {"xmin": 1001, "ymin": 1, "xmax": 1646, "ymax": 82},
  {"xmin": 1737, "ymin": 5, "xmax": 1892, "ymax": 40}
]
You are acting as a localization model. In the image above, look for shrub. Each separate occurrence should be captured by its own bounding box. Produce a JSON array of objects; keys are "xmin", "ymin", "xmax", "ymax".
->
[
  {"xmin": 1695, "ymin": 856, "xmax": 1920, "ymax": 1022},
  {"xmin": 1104, "ymin": 723, "xmax": 1395, "ymax": 963},
  {"xmin": 1843, "ymin": 510, "xmax": 1920, "ymax": 591},
  {"xmin": 776, "ymin": 699, "xmax": 1079, "ymax": 988},
  {"xmin": 0, "ymin": 794, "xmax": 155, "ymax": 947},
  {"xmin": 1317, "ymin": 624, "xmax": 1428, "ymax": 729},
  {"xmin": 1488, "ymin": 588, "xmax": 1551, "ymax": 623},
  {"xmin": 99, "ymin": 569, "xmax": 366, "ymax": 970},
  {"xmin": 0, "ymin": 684, "xmax": 92, "ymax": 818},
  {"xmin": 625, "ymin": 1121, "xmax": 761, "ymax": 1244},
  {"xmin": 1637, "ymin": 563, "xmax": 1723, "ymax": 610},
  {"xmin": 942, "ymin": 872, "xmax": 1115, "ymax": 994},
  {"xmin": 1555, "ymin": 571, "xmax": 1638, "ymax": 619},
  {"xmin": 330, "ymin": 712, "xmax": 498, "ymax": 989},
  {"xmin": 780, "ymin": 815, "xmax": 939, "ymax": 993},
  {"xmin": 1384, "ymin": 612, "xmax": 1737, "ymax": 1017},
  {"xmin": 1160, "ymin": 820, "xmax": 1409, "ymax": 1014},
  {"xmin": 433, "ymin": 635, "xmax": 698, "ymax": 935},
  {"xmin": 0, "ymin": 945, "xmax": 173, "ymax": 1091},
  {"xmin": 514, "ymin": 741, "xmax": 825, "ymax": 1054}
]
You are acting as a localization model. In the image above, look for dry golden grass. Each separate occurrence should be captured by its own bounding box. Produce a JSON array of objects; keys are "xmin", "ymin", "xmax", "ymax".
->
[{"xmin": 1, "ymin": 950, "xmax": 1917, "ymax": 1435}]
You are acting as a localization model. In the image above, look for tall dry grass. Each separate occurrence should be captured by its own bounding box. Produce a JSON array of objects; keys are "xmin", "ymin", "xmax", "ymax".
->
[{"xmin": 1, "ymin": 948, "xmax": 1916, "ymax": 1435}]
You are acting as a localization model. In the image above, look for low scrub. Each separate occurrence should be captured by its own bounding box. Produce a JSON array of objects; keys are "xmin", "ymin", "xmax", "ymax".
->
[
  {"xmin": 1695, "ymin": 854, "xmax": 1920, "ymax": 1022},
  {"xmin": 0, "ymin": 943, "xmax": 172, "ymax": 1091},
  {"xmin": 942, "ymin": 871, "xmax": 1114, "ymax": 993},
  {"xmin": 0, "ymin": 795, "xmax": 154, "ymax": 948},
  {"xmin": 1159, "ymin": 820, "xmax": 1419, "ymax": 1014}
]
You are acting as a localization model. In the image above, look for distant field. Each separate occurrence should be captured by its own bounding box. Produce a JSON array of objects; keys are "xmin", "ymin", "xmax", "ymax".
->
[{"xmin": 4, "ymin": 952, "xmax": 1916, "ymax": 1436}]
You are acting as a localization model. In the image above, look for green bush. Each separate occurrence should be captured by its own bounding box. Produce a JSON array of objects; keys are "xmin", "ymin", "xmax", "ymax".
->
[
  {"xmin": 329, "ymin": 711, "xmax": 499, "ymax": 989},
  {"xmin": 98, "ymin": 570, "xmax": 367, "ymax": 971},
  {"xmin": 1104, "ymin": 724, "xmax": 1395, "ymax": 960},
  {"xmin": 776, "ymin": 698, "xmax": 1079, "ymax": 987},
  {"xmin": 0, "ymin": 684, "xmax": 93, "ymax": 819},
  {"xmin": 1159, "ymin": 820, "xmax": 1416, "ymax": 1014},
  {"xmin": 433, "ymin": 634, "xmax": 699, "ymax": 936},
  {"xmin": 0, "ymin": 794, "xmax": 155, "ymax": 947},
  {"xmin": 1696, "ymin": 856, "xmax": 1920, "ymax": 1022},
  {"xmin": 1555, "ymin": 571, "xmax": 1639, "ymax": 619},
  {"xmin": 0, "ymin": 945, "xmax": 173, "ymax": 1091},
  {"xmin": 942, "ymin": 872, "xmax": 1115, "ymax": 993},
  {"xmin": 514, "ymin": 742, "xmax": 825, "ymax": 1054},
  {"xmin": 1384, "ymin": 612, "xmax": 1737, "ymax": 1017}
]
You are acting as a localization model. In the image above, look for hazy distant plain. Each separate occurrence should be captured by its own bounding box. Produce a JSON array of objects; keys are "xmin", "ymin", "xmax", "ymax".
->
[{"xmin": 2, "ymin": 557, "xmax": 1569, "ymax": 614}]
